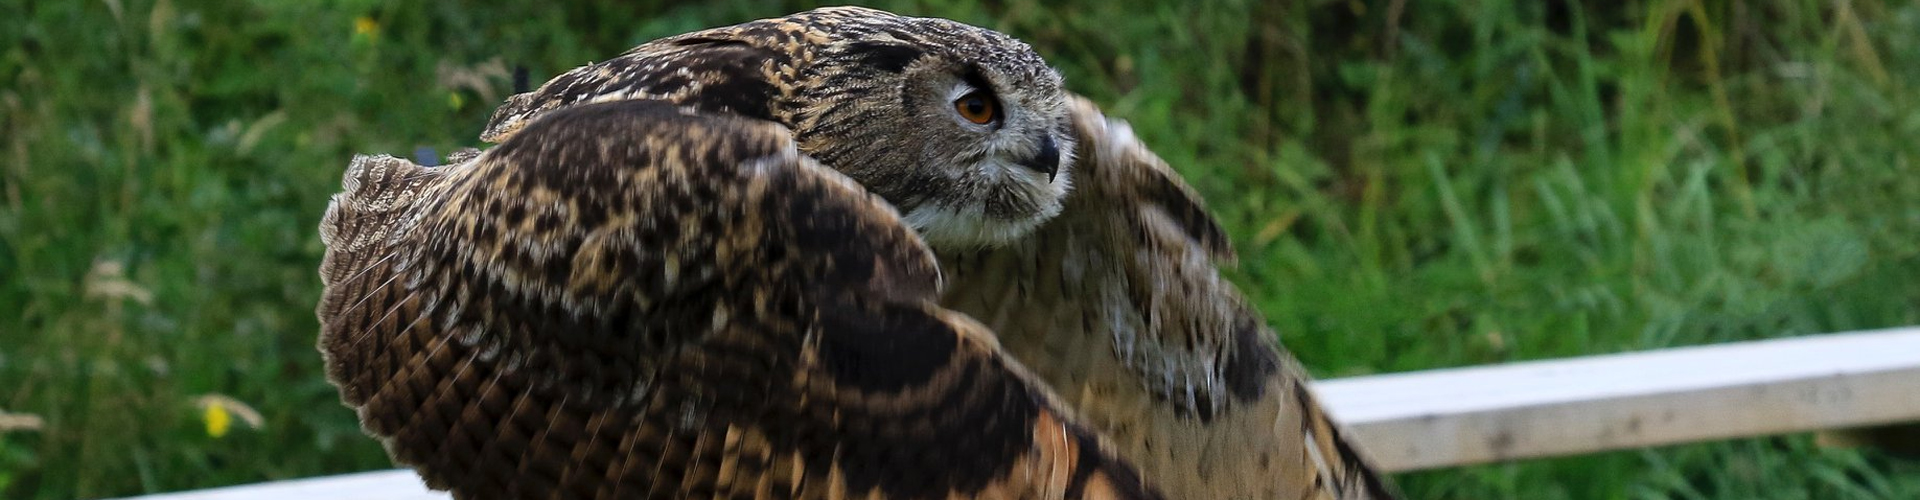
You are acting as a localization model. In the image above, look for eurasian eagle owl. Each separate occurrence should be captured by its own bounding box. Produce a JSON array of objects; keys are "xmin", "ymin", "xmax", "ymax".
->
[{"xmin": 317, "ymin": 6, "xmax": 1395, "ymax": 500}]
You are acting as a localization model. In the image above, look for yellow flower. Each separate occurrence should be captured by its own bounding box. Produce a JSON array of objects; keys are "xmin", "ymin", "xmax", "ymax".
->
[
  {"xmin": 203, "ymin": 403, "xmax": 231, "ymax": 438},
  {"xmin": 192, "ymin": 394, "xmax": 262, "ymax": 439},
  {"xmin": 354, "ymin": 16, "xmax": 379, "ymax": 37}
]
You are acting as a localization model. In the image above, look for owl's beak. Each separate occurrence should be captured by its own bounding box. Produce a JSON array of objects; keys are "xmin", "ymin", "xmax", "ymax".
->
[{"xmin": 1016, "ymin": 135, "xmax": 1060, "ymax": 182}]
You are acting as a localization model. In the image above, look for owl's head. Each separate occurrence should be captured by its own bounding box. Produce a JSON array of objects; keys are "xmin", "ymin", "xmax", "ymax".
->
[
  {"xmin": 485, "ymin": 7, "xmax": 1075, "ymax": 249},
  {"xmin": 784, "ymin": 7, "xmax": 1076, "ymax": 250}
]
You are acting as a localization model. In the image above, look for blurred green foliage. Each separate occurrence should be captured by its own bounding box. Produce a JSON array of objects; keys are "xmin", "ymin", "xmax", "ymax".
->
[{"xmin": 3, "ymin": 0, "xmax": 1918, "ymax": 498}]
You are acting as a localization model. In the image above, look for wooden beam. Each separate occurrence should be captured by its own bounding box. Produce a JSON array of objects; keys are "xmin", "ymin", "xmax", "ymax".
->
[
  {"xmin": 1315, "ymin": 326, "xmax": 1920, "ymax": 471},
  {"xmin": 114, "ymin": 327, "xmax": 1920, "ymax": 499},
  {"xmin": 122, "ymin": 469, "xmax": 442, "ymax": 500}
]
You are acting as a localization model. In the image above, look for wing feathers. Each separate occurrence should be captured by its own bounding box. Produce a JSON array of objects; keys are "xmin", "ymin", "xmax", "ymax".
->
[
  {"xmin": 935, "ymin": 96, "xmax": 1397, "ymax": 500},
  {"xmin": 480, "ymin": 26, "xmax": 788, "ymax": 144},
  {"xmin": 319, "ymin": 100, "xmax": 1163, "ymax": 500},
  {"xmin": 1067, "ymin": 113, "xmax": 1236, "ymax": 264}
]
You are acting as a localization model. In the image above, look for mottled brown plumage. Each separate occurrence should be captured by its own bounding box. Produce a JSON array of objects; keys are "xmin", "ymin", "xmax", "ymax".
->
[
  {"xmin": 938, "ymin": 98, "xmax": 1396, "ymax": 499},
  {"xmin": 320, "ymin": 101, "xmax": 1160, "ymax": 499},
  {"xmin": 320, "ymin": 6, "xmax": 1394, "ymax": 500},
  {"xmin": 485, "ymin": 6, "xmax": 1073, "ymax": 249}
]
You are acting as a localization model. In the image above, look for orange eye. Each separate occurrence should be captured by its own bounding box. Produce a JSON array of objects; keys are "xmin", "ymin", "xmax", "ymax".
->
[{"xmin": 953, "ymin": 91, "xmax": 999, "ymax": 125}]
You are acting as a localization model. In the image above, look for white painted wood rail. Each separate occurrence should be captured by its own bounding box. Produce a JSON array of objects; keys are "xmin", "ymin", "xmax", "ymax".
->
[
  {"xmin": 1315, "ymin": 325, "xmax": 1920, "ymax": 471},
  {"xmin": 115, "ymin": 326, "xmax": 1920, "ymax": 500}
]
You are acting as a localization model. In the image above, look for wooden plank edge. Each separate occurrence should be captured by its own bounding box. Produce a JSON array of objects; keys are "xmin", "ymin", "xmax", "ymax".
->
[
  {"xmin": 111, "ymin": 469, "xmax": 444, "ymax": 500},
  {"xmin": 1316, "ymin": 330, "xmax": 1920, "ymax": 471}
]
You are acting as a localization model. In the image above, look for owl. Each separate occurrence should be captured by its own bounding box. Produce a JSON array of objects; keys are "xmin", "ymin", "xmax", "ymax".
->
[{"xmin": 317, "ymin": 6, "xmax": 1396, "ymax": 500}]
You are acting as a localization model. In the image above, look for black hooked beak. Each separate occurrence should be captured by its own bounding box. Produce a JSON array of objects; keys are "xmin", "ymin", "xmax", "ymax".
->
[{"xmin": 1017, "ymin": 135, "xmax": 1060, "ymax": 182}]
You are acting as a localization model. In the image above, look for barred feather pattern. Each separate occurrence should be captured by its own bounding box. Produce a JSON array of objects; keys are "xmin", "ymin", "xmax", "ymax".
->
[
  {"xmin": 317, "ymin": 101, "xmax": 1164, "ymax": 500},
  {"xmin": 936, "ymin": 98, "xmax": 1399, "ymax": 500}
]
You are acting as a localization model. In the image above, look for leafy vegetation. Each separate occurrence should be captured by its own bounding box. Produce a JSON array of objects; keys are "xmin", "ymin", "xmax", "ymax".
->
[{"xmin": 3, "ymin": 0, "xmax": 1917, "ymax": 498}]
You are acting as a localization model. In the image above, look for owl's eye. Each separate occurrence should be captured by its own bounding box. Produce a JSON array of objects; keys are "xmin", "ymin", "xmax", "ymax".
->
[{"xmin": 953, "ymin": 91, "xmax": 1000, "ymax": 125}]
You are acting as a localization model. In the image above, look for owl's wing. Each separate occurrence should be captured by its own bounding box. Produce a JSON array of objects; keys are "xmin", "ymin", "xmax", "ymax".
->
[
  {"xmin": 936, "ymin": 96, "xmax": 1399, "ymax": 500},
  {"xmin": 318, "ymin": 100, "xmax": 1165, "ymax": 500},
  {"xmin": 478, "ymin": 27, "xmax": 786, "ymax": 145}
]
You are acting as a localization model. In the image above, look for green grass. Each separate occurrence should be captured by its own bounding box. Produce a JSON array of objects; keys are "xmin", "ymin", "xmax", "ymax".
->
[{"xmin": 4, "ymin": 0, "xmax": 1918, "ymax": 498}]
